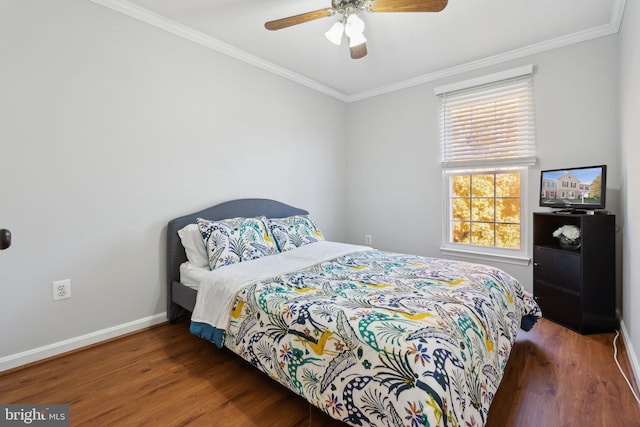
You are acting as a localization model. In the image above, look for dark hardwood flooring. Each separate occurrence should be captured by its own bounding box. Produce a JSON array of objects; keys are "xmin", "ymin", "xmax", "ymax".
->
[{"xmin": 1, "ymin": 318, "xmax": 639, "ymax": 426}]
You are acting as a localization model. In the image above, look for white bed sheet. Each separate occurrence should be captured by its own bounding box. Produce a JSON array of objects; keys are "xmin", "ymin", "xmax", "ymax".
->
[
  {"xmin": 190, "ymin": 241, "xmax": 371, "ymax": 332},
  {"xmin": 179, "ymin": 262, "xmax": 210, "ymax": 289}
]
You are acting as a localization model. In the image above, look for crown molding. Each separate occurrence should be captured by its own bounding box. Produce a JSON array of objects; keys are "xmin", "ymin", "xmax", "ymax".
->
[
  {"xmin": 611, "ymin": 0, "xmax": 627, "ymax": 32},
  {"xmin": 89, "ymin": 0, "xmax": 625, "ymax": 104},
  {"xmin": 347, "ymin": 0, "xmax": 627, "ymax": 102},
  {"xmin": 88, "ymin": 0, "xmax": 349, "ymax": 102}
]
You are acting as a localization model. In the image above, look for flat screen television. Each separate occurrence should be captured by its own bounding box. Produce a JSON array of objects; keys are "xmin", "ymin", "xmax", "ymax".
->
[{"xmin": 539, "ymin": 165, "xmax": 607, "ymax": 211}]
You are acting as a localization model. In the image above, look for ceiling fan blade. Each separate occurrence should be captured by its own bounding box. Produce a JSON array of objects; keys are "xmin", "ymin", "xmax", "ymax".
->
[
  {"xmin": 370, "ymin": 0, "xmax": 447, "ymax": 13},
  {"xmin": 350, "ymin": 43, "xmax": 367, "ymax": 59},
  {"xmin": 265, "ymin": 8, "xmax": 334, "ymax": 31}
]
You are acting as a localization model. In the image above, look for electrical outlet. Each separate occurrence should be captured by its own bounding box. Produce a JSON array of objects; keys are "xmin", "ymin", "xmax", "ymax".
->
[
  {"xmin": 52, "ymin": 279, "xmax": 71, "ymax": 301},
  {"xmin": 365, "ymin": 234, "xmax": 372, "ymax": 245}
]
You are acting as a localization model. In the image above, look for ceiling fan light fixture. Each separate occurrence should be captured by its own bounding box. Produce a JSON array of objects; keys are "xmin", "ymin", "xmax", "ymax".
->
[
  {"xmin": 348, "ymin": 32, "xmax": 366, "ymax": 47},
  {"xmin": 344, "ymin": 13, "xmax": 366, "ymax": 47},
  {"xmin": 348, "ymin": 33, "xmax": 366, "ymax": 48},
  {"xmin": 345, "ymin": 13, "xmax": 365, "ymax": 35},
  {"xmin": 325, "ymin": 21, "xmax": 345, "ymax": 45},
  {"xmin": 264, "ymin": 0, "xmax": 448, "ymax": 59}
]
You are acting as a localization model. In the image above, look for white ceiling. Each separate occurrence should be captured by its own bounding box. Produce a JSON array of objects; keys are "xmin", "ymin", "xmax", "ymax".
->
[{"xmin": 92, "ymin": 0, "xmax": 625, "ymax": 101}]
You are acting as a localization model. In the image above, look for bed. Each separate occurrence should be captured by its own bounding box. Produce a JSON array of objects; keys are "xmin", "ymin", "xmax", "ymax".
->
[{"xmin": 167, "ymin": 198, "xmax": 541, "ymax": 427}]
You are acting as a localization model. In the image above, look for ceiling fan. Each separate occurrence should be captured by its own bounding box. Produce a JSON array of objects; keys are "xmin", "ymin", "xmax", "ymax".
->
[{"xmin": 265, "ymin": 0, "xmax": 448, "ymax": 59}]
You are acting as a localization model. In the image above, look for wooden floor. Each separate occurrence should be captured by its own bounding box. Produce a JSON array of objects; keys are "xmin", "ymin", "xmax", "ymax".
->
[{"xmin": 1, "ymin": 318, "xmax": 639, "ymax": 426}]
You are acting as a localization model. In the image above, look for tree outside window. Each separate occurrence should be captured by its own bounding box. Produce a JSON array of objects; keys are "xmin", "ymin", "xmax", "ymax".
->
[{"xmin": 450, "ymin": 172, "xmax": 521, "ymax": 249}]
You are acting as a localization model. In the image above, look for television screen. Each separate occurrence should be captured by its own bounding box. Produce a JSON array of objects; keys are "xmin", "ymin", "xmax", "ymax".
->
[{"xmin": 539, "ymin": 165, "xmax": 607, "ymax": 211}]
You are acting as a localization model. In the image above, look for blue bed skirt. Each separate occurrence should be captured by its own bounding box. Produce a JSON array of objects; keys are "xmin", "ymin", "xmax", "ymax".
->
[{"xmin": 190, "ymin": 322, "xmax": 225, "ymax": 348}]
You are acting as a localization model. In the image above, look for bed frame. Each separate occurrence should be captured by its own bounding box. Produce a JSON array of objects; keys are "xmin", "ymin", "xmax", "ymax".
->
[{"xmin": 166, "ymin": 198, "xmax": 308, "ymax": 322}]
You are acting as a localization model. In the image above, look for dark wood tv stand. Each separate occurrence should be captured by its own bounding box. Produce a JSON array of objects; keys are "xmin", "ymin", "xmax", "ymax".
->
[{"xmin": 533, "ymin": 212, "xmax": 616, "ymax": 334}]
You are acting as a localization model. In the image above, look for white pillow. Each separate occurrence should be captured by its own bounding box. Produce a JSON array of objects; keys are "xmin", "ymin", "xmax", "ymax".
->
[{"xmin": 177, "ymin": 223, "xmax": 209, "ymax": 268}]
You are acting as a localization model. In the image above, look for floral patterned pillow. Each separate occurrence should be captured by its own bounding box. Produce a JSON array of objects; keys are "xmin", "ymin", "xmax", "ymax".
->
[
  {"xmin": 196, "ymin": 217, "xmax": 278, "ymax": 270},
  {"xmin": 267, "ymin": 216, "xmax": 325, "ymax": 252}
]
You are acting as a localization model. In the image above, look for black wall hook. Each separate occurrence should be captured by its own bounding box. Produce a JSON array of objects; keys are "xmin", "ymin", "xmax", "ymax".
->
[{"xmin": 1, "ymin": 229, "xmax": 11, "ymax": 250}]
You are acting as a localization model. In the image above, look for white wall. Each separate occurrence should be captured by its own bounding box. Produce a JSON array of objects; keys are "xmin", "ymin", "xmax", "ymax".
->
[
  {"xmin": 345, "ymin": 35, "xmax": 621, "ymax": 291},
  {"xmin": 346, "ymin": 86, "xmax": 442, "ymax": 256},
  {"xmin": 619, "ymin": 0, "xmax": 640, "ymax": 381},
  {"xmin": 0, "ymin": 0, "xmax": 347, "ymax": 363}
]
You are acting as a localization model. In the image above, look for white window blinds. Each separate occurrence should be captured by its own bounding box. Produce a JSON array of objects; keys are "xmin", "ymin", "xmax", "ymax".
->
[{"xmin": 436, "ymin": 65, "xmax": 536, "ymax": 168}]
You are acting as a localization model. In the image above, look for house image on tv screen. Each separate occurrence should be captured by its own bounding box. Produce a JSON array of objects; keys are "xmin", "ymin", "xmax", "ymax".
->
[{"xmin": 541, "ymin": 169, "xmax": 604, "ymax": 205}]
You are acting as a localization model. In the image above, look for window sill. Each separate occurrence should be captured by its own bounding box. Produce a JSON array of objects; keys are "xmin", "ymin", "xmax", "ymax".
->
[{"xmin": 439, "ymin": 247, "xmax": 531, "ymax": 266}]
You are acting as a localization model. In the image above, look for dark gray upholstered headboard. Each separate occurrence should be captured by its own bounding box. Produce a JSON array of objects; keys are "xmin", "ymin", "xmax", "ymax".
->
[{"xmin": 166, "ymin": 198, "xmax": 308, "ymax": 321}]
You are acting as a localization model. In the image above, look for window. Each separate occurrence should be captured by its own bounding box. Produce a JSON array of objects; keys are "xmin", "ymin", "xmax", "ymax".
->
[
  {"xmin": 450, "ymin": 171, "xmax": 521, "ymax": 248},
  {"xmin": 435, "ymin": 65, "xmax": 536, "ymax": 265}
]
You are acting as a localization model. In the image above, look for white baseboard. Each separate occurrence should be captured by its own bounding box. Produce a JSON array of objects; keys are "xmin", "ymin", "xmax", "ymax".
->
[
  {"xmin": 619, "ymin": 317, "xmax": 640, "ymax": 390},
  {"xmin": 0, "ymin": 312, "xmax": 167, "ymax": 372}
]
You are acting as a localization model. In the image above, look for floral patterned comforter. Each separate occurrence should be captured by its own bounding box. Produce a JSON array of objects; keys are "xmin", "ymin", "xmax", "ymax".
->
[{"xmin": 214, "ymin": 248, "xmax": 540, "ymax": 426}]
